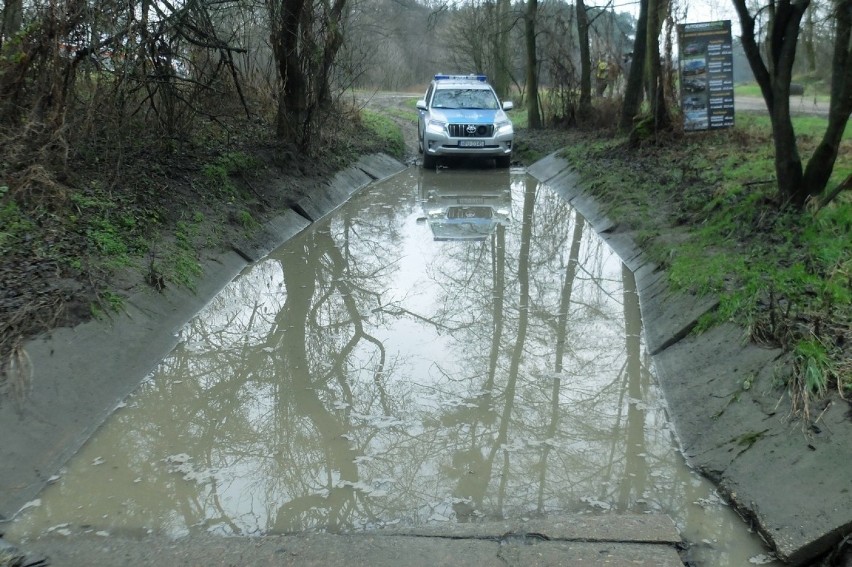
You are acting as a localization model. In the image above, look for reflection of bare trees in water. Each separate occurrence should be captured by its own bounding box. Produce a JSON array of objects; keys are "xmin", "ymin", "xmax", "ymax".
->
[
  {"xmin": 536, "ymin": 211, "xmax": 584, "ymax": 514},
  {"xmin": 617, "ymin": 264, "xmax": 648, "ymax": 510},
  {"xmin": 72, "ymin": 199, "xmax": 418, "ymax": 534},
  {"xmin": 29, "ymin": 176, "xmax": 713, "ymax": 540},
  {"xmin": 449, "ymin": 175, "xmax": 537, "ymax": 520}
]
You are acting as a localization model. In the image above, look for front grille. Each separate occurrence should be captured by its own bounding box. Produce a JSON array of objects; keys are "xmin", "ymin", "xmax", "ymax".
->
[
  {"xmin": 448, "ymin": 123, "xmax": 494, "ymax": 138},
  {"xmin": 447, "ymin": 206, "xmax": 492, "ymax": 219}
]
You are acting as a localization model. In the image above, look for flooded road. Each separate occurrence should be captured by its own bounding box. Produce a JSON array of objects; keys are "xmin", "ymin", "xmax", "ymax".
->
[{"xmin": 9, "ymin": 168, "xmax": 779, "ymax": 565}]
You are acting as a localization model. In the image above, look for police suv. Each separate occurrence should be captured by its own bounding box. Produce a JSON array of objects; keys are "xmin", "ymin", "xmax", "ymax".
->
[{"xmin": 416, "ymin": 74, "xmax": 514, "ymax": 169}]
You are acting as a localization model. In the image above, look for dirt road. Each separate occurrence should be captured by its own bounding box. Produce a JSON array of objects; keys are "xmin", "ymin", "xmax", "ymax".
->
[{"xmin": 735, "ymin": 94, "xmax": 830, "ymax": 116}]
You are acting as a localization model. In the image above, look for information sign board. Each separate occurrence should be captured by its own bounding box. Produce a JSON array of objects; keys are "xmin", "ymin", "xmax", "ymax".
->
[{"xmin": 677, "ymin": 20, "xmax": 735, "ymax": 131}]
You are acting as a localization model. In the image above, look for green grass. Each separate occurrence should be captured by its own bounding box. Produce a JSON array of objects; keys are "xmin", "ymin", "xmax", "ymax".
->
[
  {"xmin": 201, "ymin": 151, "xmax": 259, "ymax": 200},
  {"xmin": 0, "ymin": 190, "xmax": 34, "ymax": 254},
  {"xmin": 360, "ymin": 110, "xmax": 405, "ymax": 160},
  {"xmin": 70, "ymin": 184, "xmax": 146, "ymax": 270},
  {"xmin": 791, "ymin": 338, "xmax": 837, "ymax": 419},
  {"xmin": 734, "ymin": 84, "xmax": 763, "ymax": 98},
  {"xmin": 736, "ymin": 113, "xmax": 852, "ymax": 141},
  {"xmin": 162, "ymin": 217, "xmax": 204, "ymax": 289},
  {"xmin": 509, "ymin": 105, "xmax": 529, "ymax": 129},
  {"xmin": 68, "ymin": 179, "xmax": 208, "ymax": 297},
  {"xmin": 236, "ymin": 209, "xmax": 258, "ymax": 229},
  {"xmin": 735, "ymin": 81, "xmax": 832, "ymax": 102},
  {"xmin": 732, "ymin": 113, "xmax": 852, "ymax": 198},
  {"xmin": 386, "ymin": 107, "xmax": 419, "ymax": 125},
  {"xmin": 91, "ymin": 289, "xmax": 125, "ymax": 318},
  {"xmin": 403, "ymin": 97, "xmax": 420, "ymax": 110},
  {"xmin": 558, "ymin": 114, "xmax": 851, "ymax": 418}
]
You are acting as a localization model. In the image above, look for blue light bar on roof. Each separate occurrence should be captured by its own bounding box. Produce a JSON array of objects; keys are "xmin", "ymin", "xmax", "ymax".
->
[{"xmin": 434, "ymin": 74, "xmax": 488, "ymax": 82}]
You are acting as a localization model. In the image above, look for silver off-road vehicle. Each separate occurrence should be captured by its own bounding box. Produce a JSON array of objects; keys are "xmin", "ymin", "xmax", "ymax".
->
[{"xmin": 416, "ymin": 74, "xmax": 514, "ymax": 169}]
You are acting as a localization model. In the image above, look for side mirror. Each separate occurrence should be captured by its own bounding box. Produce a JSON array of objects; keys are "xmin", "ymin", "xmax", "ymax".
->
[
  {"xmin": 502, "ymin": 101, "xmax": 514, "ymax": 111},
  {"xmin": 416, "ymin": 99, "xmax": 428, "ymax": 111}
]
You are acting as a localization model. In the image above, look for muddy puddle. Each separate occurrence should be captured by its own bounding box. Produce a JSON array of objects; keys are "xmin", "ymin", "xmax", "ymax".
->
[{"xmin": 8, "ymin": 168, "xmax": 780, "ymax": 565}]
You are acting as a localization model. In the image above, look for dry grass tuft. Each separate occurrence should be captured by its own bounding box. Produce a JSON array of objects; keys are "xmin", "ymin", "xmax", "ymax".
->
[{"xmin": 1, "ymin": 342, "xmax": 33, "ymax": 411}]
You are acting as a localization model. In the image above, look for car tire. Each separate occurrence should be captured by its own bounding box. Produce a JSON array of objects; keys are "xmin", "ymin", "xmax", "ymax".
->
[
  {"xmin": 422, "ymin": 152, "xmax": 436, "ymax": 169},
  {"xmin": 496, "ymin": 155, "xmax": 511, "ymax": 168},
  {"xmin": 422, "ymin": 136, "xmax": 436, "ymax": 169}
]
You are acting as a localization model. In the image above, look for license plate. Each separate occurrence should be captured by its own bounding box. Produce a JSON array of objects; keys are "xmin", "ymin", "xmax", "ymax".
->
[{"xmin": 459, "ymin": 140, "xmax": 485, "ymax": 148}]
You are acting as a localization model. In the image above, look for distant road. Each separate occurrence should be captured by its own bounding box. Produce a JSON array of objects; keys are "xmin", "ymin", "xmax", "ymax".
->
[
  {"xmin": 735, "ymin": 95, "xmax": 830, "ymax": 116},
  {"xmin": 359, "ymin": 91, "xmax": 832, "ymax": 119}
]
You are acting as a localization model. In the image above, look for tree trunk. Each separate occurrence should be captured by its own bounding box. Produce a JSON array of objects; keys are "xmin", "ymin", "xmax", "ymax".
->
[
  {"xmin": 646, "ymin": 0, "xmax": 669, "ymax": 130},
  {"xmin": 770, "ymin": 100, "xmax": 805, "ymax": 202},
  {"xmin": 0, "ymin": 0, "xmax": 23, "ymax": 50},
  {"xmin": 804, "ymin": 5, "xmax": 817, "ymax": 73},
  {"xmin": 316, "ymin": 0, "xmax": 348, "ymax": 108},
  {"xmin": 576, "ymin": 0, "xmax": 592, "ymax": 114},
  {"xmin": 270, "ymin": 0, "xmax": 309, "ymax": 140},
  {"xmin": 803, "ymin": 0, "xmax": 852, "ymax": 205},
  {"xmin": 733, "ymin": 0, "xmax": 811, "ymax": 207},
  {"xmin": 525, "ymin": 0, "xmax": 541, "ymax": 128},
  {"xmin": 494, "ymin": 0, "xmax": 511, "ymax": 99},
  {"xmin": 620, "ymin": 0, "xmax": 649, "ymax": 130}
]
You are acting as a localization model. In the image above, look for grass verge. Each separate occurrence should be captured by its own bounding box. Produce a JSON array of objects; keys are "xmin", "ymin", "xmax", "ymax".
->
[
  {"xmin": 553, "ymin": 115, "xmax": 851, "ymax": 420},
  {"xmin": 360, "ymin": 110, "xmax": 406, "ymax": 160},
  {"xmin": 1, "ymin": 106, "xmax": 399, "ymax": 394}
]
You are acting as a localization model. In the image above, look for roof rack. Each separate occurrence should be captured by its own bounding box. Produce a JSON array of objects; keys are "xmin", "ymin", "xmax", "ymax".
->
[{"xmin": 434, "ymin": 74, "xmax": 488, "ymax": 83}]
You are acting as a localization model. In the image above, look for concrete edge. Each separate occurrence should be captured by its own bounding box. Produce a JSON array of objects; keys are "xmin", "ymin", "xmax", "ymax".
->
[
  {"xmin": 0, "ymin": 529, "xmax": 685, "ymax": 567},
  {"xmin": 380, "ymin": 514, "xmax": 680, "ymax": 543},
  {"xmin": 293, "ymin": 153, "xmax": 407, "ymax": 223},
  {"xmin": 0, "ymin": 153, "xmax": 407, "ymax": 523},
  {"xmin": 528, "ymin": 152, "xmax": 852, "ymax": 565}
]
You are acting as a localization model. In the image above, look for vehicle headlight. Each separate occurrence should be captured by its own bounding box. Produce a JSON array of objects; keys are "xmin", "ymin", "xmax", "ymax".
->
[
  {"xmin": 495, "ymin": 120, "xmax": 513, "ymax": 135},
  {"xmin": 426, "ymin": 119, "xmax": 447, "ymax": 134},
  {"xmin": 425, "ymin": 208, "xmax": 445, "ymax": 219}
]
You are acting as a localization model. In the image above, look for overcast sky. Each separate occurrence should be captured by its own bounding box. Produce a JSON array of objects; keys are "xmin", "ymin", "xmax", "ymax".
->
[{"xmin": 606, "ymin": 0, "xmax": 739, "ymax": 29}]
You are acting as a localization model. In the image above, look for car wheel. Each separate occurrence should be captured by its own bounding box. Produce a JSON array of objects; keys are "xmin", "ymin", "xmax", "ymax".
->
[
  {"xmin": 422, "ymin": 151, "xmax": 436, "ymax": 169},
  {"xmin": 496, "ymin": 155, "xmax": 511, "ymax": 168}
]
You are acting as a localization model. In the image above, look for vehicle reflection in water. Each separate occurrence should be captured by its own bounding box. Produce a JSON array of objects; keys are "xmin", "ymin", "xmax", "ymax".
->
[
  {"xmin": 8, "ymin": 169, "xmax": 780, "ymax": 566},
  {"xmin": 418, "ymin": 169, "xmax": 511, "ymax": 241}
]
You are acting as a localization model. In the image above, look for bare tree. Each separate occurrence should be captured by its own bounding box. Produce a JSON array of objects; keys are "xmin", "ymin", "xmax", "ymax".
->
[
  {"xmin": 577, "ymin": 0, "xmax": 593, "ymax": 113},
  {"xmin": 732, "ymin": 0, "xmax": 852, "ymax": 208},
  {"xmin": 0, "ymin": 0, "xmax": 23, "ymax": 49},
  {"xmin": 646, "ymin": 0, "xmax": 671, "ymax": 129},
  {"xmin": 620, "ymin": 0, "xmax": 649, "ymax": 130},
  {"xmin": 526, "ymin": 0, "xmax": 542, "ymax": 128},
  {"xmin": 493, "ymin": 0, "xmax": 513, "ymax": 97},
  {"xmin": 266, "ymin": 0, "xmax": 348, "ymax": 149}
]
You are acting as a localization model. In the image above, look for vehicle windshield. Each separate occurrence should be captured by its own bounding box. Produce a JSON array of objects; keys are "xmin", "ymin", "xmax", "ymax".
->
[{"xmin": 432, "ymin": 88, "xmax": 499, "ymax": 110}]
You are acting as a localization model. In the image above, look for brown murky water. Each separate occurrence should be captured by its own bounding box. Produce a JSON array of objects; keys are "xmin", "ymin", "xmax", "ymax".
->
[{"xmin": 9, "ymin": 168, "xmax": 780, "ymax": 565}]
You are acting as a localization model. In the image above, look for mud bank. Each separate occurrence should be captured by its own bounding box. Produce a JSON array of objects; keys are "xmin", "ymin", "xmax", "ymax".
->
[
  {"xmin": 528, "ymin": 153, "xmax": 852, "ymax": 566},
  {"xmin": 0, "ymin": 154, "xmax": 406, "ymax": 524}
]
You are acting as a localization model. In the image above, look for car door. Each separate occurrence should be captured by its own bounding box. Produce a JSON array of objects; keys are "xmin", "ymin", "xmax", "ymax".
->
[{"xmin": 417, "ymin": 84, "xmax": 434, "ymax": 148}]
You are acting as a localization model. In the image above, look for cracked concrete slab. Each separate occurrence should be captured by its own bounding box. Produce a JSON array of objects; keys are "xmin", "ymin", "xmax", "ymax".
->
[
  {"xmin": 231, "ymin": 210, "xmax": 311, "ymax": 262},
  {"xmin": 355, "ymin": 153, "xmax": 410, "ymax": 181},
  {"xmin": 0, "ymin": 249, "xmax": 248, "ymax": 523},
  {"xmin": 529, "ymin": 152, "xmax": 852, "ymax": 565},
  {"xmin": 292, "ymin": 154, "xmax": 406, "ymax": 223},
  {"xmin": 384, "ymin": 514, "xmax": 680, "ymax": 543},
  {"xmin": 527, "ymin": 153, "xmax": 571, "ymax": 183},
  {"xmin": 6, "ymin": 521, "xmax": 683, "ymax": 567}
]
